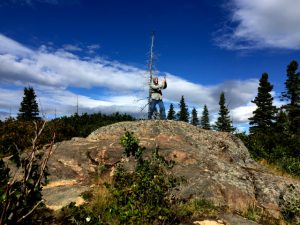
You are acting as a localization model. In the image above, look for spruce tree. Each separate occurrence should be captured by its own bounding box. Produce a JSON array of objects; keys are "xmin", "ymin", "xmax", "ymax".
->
[
  {"xmin": 167, "ymin": 103, "xmax": 176, "ymax": 120},
  {"xmin": 190, "ymin": 107, "xmax": 199, "ymax": 126},
  {"xmin": 274, "ymin": 109, "xmax": 289, "ymax": 135},
  {"xmin": 281, "ymin": 60, "xmax": 300, "ymax": 134},
  {"xmin": 214, "ymin": 92, "xmax": 234, "ymax": 132},
  {"xmin": 17, "ymin": 87, "xmax": 40, "ymax": 121},
  {"xmin": 200, "ymin": 104, "xmax": 211, "ymax": 130},
  {"xmin": 249, "ymin": 73, "xmax": 277, "ymax": 134},
  {"xmin": 177, "ymin": 96, "xmax": 189, "ymax": 122}
]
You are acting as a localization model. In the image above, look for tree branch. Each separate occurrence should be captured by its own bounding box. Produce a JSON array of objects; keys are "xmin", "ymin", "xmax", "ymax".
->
[{"xmin": 16, "ymin": 200, "xmax": 44, "ymax": 223}]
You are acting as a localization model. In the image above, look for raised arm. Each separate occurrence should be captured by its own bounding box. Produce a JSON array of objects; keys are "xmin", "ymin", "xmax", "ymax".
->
[
  {"xmin": 163, "ymin": 79, "xmax": 167, "ymax": 89},
  {"xmin": 150, "ymin": 80, "xmax": 165, "ymax": 89}
]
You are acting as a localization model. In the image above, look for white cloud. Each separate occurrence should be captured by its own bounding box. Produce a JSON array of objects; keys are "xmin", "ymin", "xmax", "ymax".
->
[
  {"xmin": 87, "ymin": 44, "xmax": 100, "ymax": 50},
  {"xmin": 0, "ymin": 37, "xmax": 145, "ymax": 91},
  {"xmin": 165, "ymin": 75, "xmax": 258, "ymax": 112},
  {"xmin": 86, "ymin": 44, "xmax": 100, "ymax": 54},
  {"xmin": 231, "ymin": 103, "xmax": 256, "ymax": 124},
  {"xmin": 0, "ymin": 34, "xmax": 32, "ymax": 56},
  {"xmin": 216, "ymin": 0, "xmax": 300, "ymax": 50},
  {"xmin": 0, "ymin": 112, "xmax": 10, "ymax": 121},
  {"xmin": 0, "ymin": 34, "xmax": 260, "ymax": 125},
  {"xmin": 0, "ymin": 88, "xmax": 23, "ymax": 110},
  {"xmin": 62, "ymin": 44, "xmax": 82, "ymax": 52},
  {"xmin": 0, "ymin": 86, "xmax": 146, "ymax": 119}
]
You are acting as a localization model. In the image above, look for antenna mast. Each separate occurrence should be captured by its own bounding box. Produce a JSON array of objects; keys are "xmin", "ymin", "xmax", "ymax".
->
[
  {"xmin": 76, "ymin": 95, "xmax": 79, "ymax": 115},
  {"xmin": 148, "ymin": 32, "xmax": 155, "ymax": 115}
]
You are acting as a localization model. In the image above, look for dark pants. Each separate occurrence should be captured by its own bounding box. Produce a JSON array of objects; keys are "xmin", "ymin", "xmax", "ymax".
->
[{"xmin": 148, "ymin": 99, "xmax": 166, "ymax": 120}]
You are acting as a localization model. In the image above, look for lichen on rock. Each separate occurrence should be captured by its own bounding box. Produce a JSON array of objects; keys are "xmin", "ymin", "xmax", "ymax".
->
[{"xmin": 43, "ymin": 120, "xmax": 300, "ymax": 221}]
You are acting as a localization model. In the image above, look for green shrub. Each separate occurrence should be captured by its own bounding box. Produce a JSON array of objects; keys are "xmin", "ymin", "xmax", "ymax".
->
[
  {"xmin": 0, "ymin": 118, "xmax": 35, "ymax": 157},
  {"xmin": 275, "ymin": 157, "xmax": 300, "ymax": 177},
  {"xmin": 120, "ymin": 131, "xmax": 143, "ymax": 159},
  {"xmin": 58, "ymin": 131, "xmax": 180, "ymax": 225},
  {"xmin": 243, "ymin": 204, "xmax": 260, "ymax": 222},
  {"xmin": 237, "ymin": 131, "xmax": 300, "ymax": 178},
  {"xmin": 105, "ymin": 131, "xmax": 179, "ymax": 224},
  {"xmin": 279, "ymin": 184, "xmax": 300, "ymax": 224},
  {"xmin": 0, "ymin": 113, "xmax": 135, "ymax": 157},
  {"xmin": 58, "ymin": 202, "xmax": 102, "ymax": 225},
  {"xmin": 0, "ymin": 121, "xmax": 54, "ymax": 225}
]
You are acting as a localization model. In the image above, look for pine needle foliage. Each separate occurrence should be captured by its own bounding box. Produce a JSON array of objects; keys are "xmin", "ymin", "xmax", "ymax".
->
[
  {"xmin": 249, "ymin": 73, "xmax": 277, "ymax": 134},
  {"xmin": 167, "ymin": 103, "xmax": 176, "ymax": 120},
  {"xmin": 214, "ymin": 92, "xmax": 235, "ymax": 132},
  {"xmin": 281, "ymin": 60, "xmax": 300, "ymax": 135},
  {"xmin": 17, "ymin": 87, "xmax": 40, "ymax": 121},
  {"xmin": 200, "ymin": 105, "xmax": 211, "ymax": 130},
  {"xmin": 190, "ymin": 107, "xmax": 199, "ymax": 126},
  {"xmin": 177, "ymin": 96, "xmax": 189, "ymax": 122}
]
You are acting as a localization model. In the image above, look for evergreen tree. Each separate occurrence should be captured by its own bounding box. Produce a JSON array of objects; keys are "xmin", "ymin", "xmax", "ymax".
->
[
  {"xmin": 214, "ymin": 92, "xmax": 234, "ymax": 132},
  {"xmin": 274, "ymin": 109, "xmax": 289, "ymax": 135},
  {"xmin": 249, "ymin": 73, "xmax": 277, "ymax": 134},
  {"xmin": 190, "ymin": 107, "xmax": 199, "ymax": 126},
  {"xmin": 200, "ymin": 104, "xmax": 211, "ymax": 130},
  {"xmin": 17, "ymin": 87, "xmax": 40, "ymax": 121},
  {"xmin": 177, "ymin": 96, "xmax": 189, "ymax": 122},
  {"xmin": 167, "ymin": 103, "xmax": 176, "ymax": 120},
  {"xmin": 281, "ymin": 60, "xmax": 300, "ymax": 134}
]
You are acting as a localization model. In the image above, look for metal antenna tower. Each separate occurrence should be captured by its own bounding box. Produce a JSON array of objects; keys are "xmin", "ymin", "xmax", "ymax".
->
[{"xmin": 76, "ymin": 95, "xmax": 79, "ymax": 115}]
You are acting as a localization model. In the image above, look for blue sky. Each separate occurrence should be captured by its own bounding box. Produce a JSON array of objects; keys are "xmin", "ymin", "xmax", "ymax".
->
[{"xmin": 0, "ymin": 0, "xmax": 300, "ymax": 131}]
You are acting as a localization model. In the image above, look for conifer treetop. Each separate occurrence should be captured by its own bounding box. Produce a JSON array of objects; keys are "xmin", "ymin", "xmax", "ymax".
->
[
  {"xmin": 215, "ymin": 92, "xmax": 234, "ymax": 132},
  {"xmin": 17, "ymin": 87, "xmax": 40, "ymax": 121}
]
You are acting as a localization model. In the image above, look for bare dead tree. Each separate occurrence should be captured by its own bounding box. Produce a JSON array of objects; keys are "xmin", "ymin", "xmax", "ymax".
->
[
  {"xmin": 148, "ymin": 32, "xmax": 155, "ymax": 115},
  {"xmin": 0, "ymin": 120, "xmax": 56, "ymax": 225}
]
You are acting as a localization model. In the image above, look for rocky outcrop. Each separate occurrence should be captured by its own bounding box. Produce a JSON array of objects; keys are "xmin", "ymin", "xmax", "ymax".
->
[{"xmin": 44, "ymin": 120, "xmax": 300, "ymax": 220}]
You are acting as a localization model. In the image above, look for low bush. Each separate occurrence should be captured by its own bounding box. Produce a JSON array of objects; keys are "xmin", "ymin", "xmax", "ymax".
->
[
  {"xmin": 279, "ymin": 184, "xmax": 300, "ymax": 224},
  {"xmin": 236, "ymin": 132, "xmax": 300, "ymax": 178},
  {"xmin": 57, "ymin": 131, "xmax": 188, "ymax": 224},
  {"xmin": 0, "ymin": 121, "xmax": 55, "ymax": 225}
]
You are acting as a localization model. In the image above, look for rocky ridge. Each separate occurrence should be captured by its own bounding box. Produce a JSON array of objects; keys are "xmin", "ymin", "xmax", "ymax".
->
[{"xmin": 44, "ymin": 120, "xmax": 300, "ymax": 222}]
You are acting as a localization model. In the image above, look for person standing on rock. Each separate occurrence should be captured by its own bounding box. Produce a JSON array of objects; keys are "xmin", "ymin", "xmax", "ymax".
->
[{"xmin": 148, "ymin": 76, "xmax": 167, "ymax": 120}]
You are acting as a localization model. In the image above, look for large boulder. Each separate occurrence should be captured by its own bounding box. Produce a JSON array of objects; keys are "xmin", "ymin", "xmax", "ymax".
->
[{"xmin": 44, "ymin": 120, "xmax": 300, "ymax": 220}]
